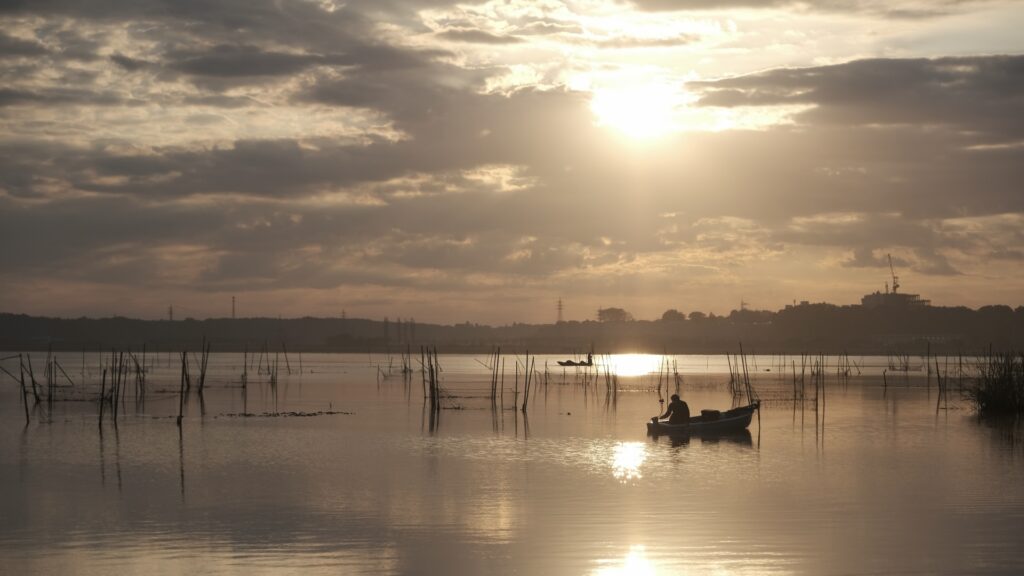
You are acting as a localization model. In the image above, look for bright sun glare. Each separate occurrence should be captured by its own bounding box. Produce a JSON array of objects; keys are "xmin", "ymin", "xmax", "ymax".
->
[
  {"xmin": 593, "ymin": 545, "xmax": 657, "ymax": 576},
  {"xmin": 604, "ymin": 354, "xmax": 661, "ymax": 377},
  {"xmin": 591, "ymin": 83, "xmax": 680, "ymax": 139},
  {"xmin": 612, "ymin": 442, "xmax": 647, "ymax": 482}
]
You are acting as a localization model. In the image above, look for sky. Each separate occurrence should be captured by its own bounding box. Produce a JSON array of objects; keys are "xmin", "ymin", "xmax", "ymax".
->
[{"xmin": 1, "ymin": 0, "xmax": 1023, "ymax": 324}]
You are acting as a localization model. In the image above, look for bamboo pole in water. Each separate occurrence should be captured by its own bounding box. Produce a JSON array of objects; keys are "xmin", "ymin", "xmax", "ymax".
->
[
  {"xmin": 44, "ymin": 348, "xmax": 52, "ymax": 411},
  {"xmin": 437, "ymin": 348, "xmax": 442, "ymax": 406},
  {"xmin": 19, "ymin": 355, "xmax": 30, "ymax": 425},
  {"xmin": 521, "ymin": 352, "xmax": 529, "ymax": 413},
  {"xmin": 420, "ymin": 346, "xmax": 427, "ymax": 398},
  {"xmin": 112, "ymin": 351, "xmax": 120, "ymax": 425},
  {"xmin": 177, "ymin": 352, "xmax": 187, "ymax": 427},
  {"xmin": 112, "ymin": 348, "xmax": 124, "ymax": 424},
  {"xmin": 514, "ymin": 361, "xmax": 519, "ymax": 410},
  {"xmin": 25, "ymin": 354, "xmax": 40, "ymax": 402},
  {"xmin": 0, "ymin": 358, "xmax": 21, "ymax": 386},
  {"xmin": 98, "ymin": 368, "xmax": 108, "ymax": 426},
  {"xmin": 926, "ymin": 341, "xmax": 932, "ymax": 387},
  {"xmin": 118, "ymin": 350, "xmax": 128, "ymax": 419},
  {"xmin": 282, "ymin": 342, "xmax": 292, "ymax": 375},
  {"xmin": 521, "ymin": 352, "xmax": 534, "ymax": 413},
  {"xmin": 792, "ymin": 360, "xmax": 798, "ymax": 401},
  {"xmin": 256, "ymin": 341, "xmax": 265, "ymax": 375}
]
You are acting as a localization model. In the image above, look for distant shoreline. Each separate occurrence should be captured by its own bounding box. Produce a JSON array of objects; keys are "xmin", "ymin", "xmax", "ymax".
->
[{"xmin": 2, "ymin": 306, "xmax": 1021, "ymax": 355}]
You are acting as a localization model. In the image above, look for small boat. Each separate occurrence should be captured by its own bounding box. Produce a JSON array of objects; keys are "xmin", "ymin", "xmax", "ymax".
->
[
  {"xmin": 558, "ymin": 353, "xmax": 594, "ymax": 367},
  {"xmin": 658, "ymin": 428, "xmax": 753, "ymax": 447},
  {"xmin": 647, "ymin": 402, "xmax": 759, "ymax": 436}
]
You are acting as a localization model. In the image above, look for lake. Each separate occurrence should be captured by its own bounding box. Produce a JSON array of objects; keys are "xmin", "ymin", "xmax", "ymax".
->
[{"xmin": 2, "ymin": 352, "xmax": 1023, "ymax": 575}]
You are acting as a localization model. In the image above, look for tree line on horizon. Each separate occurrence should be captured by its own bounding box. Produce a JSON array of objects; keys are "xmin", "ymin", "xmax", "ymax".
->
[{"xmin": 1, "ymin": 301, "xmax": 1022, "ymax": 354}]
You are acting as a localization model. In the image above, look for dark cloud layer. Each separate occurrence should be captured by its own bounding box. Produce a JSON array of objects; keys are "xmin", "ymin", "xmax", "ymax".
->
[
  {"xmin": 436, "ymin": 29, "xmax": 524, "ymax": 44},
  {"xmin": 166, "ymin": 45, "xmax": 348, "ymax": 78},
  {"xmin": 0, "ymin": 0, "xmax": 1021, "ymax": 319},
  {"xmin": 692, "ymin": 56, "xmax": 1024, "ymax": 142},
  {"xmin": 0, "ymin": 31, "xmax": 48, "ymax": 57},
  {"xmin": 631, "ymin": 0, "xmax": 977, "ymax": 18}
]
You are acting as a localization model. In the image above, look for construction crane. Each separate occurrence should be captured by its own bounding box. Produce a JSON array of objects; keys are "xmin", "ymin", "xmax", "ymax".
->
[{"xmin": 888, "ymin": 253, "xmax": 900, "ymax": 294}]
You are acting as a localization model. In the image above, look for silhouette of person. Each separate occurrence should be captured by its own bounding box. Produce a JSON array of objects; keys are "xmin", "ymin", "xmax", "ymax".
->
[
  {"xmin": 660, "ymin": 394, "xmax": 690, "ymax": 425},
  {"xmin": 586, "ymin": 353, "xmax": 593, "ymax": 365}
]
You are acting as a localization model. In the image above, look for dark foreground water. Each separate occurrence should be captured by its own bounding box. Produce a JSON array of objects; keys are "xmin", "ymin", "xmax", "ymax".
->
[{"xmin": 1, "ymin": 353, "xmax": 1022, "ymax": 575}]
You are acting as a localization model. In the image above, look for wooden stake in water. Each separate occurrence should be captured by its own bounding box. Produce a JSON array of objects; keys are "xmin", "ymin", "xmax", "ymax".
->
[
  {"xmin": 19, "ymin": 355, "xmax": 30, "ymax": 425},
  {"xmin": 25, "ymin": 354, "xmax": 40, "ymax": 402},
  {"xmin": 177, "ymin": 352, "xmax": 187, "ymax": 427},
  {"xmin": 521, "ymin": 352, "xmax": 534, "ymax": 413},
  {"xmin": 98, "ymin": 368, "xmax": 108, "ymax": 426},
  {"xmin": 194, "ymin": 339, "xmax": 210, "ymax": 391},
  {"xmin": 514, "ymin": 361, "xmax": 519, "ymax": 410}
]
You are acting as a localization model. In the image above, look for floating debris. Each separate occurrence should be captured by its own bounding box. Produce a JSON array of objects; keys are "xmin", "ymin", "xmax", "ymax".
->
[{"xmin": 216, "ymin": 410, "xmax": 353, "ymax": 418}]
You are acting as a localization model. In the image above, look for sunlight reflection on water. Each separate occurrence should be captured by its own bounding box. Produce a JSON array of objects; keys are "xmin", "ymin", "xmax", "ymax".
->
[
  {"xmin": 602, "ymin": 354, "xmax": 662, "ymax": 377},
  {"xmin": 3, "ymin": 353, "xmax": 1024, "ymax": 575},
  {"xmin": 611, "ymin": 442, "xmax": 647, "ymax": 482},
  {"xmin": 593, "ymin": 545, "xmax": 656, "ymax": 576}
]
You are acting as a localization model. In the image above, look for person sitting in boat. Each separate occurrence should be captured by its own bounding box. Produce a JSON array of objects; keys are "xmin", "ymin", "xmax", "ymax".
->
[{"xmin": 660, "ymin": 394, "xmax": 690, "ymax": 425}]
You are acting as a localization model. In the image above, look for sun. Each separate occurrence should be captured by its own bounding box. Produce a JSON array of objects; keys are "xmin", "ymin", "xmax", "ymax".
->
[
  {"xmin": 591, "ymin": 82, "xmax": 681, "ymax": 139},
  {"xmin": 604, "ymin": 354, "xmax": 661, "ymax": 377}
]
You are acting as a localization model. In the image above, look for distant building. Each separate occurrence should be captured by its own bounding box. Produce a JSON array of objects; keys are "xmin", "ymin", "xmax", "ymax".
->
[
  {"xmin": 861, "ymin": 255, "xmax": 931, "ymax": 309},
  {"xmin": 861, "ymin": 285, "xmax": 931, "ymax": 309}
]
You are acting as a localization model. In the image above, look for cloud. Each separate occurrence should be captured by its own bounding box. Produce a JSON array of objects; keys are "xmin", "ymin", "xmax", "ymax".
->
[
  {"xmin": 841, "ymin": 246, "xmax": 959, "ymax": 277},
  {"xmin": 691, "ymin": 56, "xmax": 1024, "ymax": 143},
  {"xmin": 109, "ymin": 53, "xmax": 152, "ymax": 71},
  {"xmin": 629, "ymin": 0, "xmax": 980, "ymax": 18},
  {"xmin": 165, "ymin": 45, "xmax": 348, "ymax": 78},
  {"xmin": 0, "ymin": 86, "xmax": 123, "ymax": 106},
  {"xmin": 436, "ymin": 29, "xmax": 524, "ymax": 44},
  {"xmin": 597, "ymin": 34, "xmax": 700, "ymax": 48},
  {"xmin": 512, "ymin": 20, "xmax": 584, "ymax": 36},
  {"xmin": 0, "ymin": 31, "xmax": 48, "ymax": 57},
  {"xmin": 842, "ymin": 247, "xmax": 911, "ymax": 269},
  {"xmin": 0, "ymin": 0, "xmax": 1021, "ymax": 319}
]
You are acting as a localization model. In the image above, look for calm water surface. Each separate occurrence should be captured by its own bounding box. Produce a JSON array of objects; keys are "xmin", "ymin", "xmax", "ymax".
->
[{"xmin": 1, "ymin": 353, "xmax": 1022, "ymax": 575}]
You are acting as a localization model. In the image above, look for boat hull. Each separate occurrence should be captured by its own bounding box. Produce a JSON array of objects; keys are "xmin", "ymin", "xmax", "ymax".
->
[{"xmin": 646, "ymin": 403, "xmax": 758, "ymax": 436}]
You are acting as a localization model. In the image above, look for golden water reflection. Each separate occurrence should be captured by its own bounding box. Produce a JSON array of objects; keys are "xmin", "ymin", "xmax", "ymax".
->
[
  {"xmin": 611, "ymin": 442, "xmax": 647, "ymax": 482},
  {"xmin": 603, "ymin": 354, "xmax": 662, "ymax": 377},
  {"xmin": 593, "ymin": 545, "xmax": 657, "ymax": 576}
]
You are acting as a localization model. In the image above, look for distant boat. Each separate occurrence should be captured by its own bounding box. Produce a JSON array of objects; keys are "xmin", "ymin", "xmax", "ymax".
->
[
  {"xmin": 646, "ymin": 402, "xmax": 759, "ymax": 436},
  {"xmin": 557, "ymin": 353, "xmax": 593, "ymax": 367}
]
